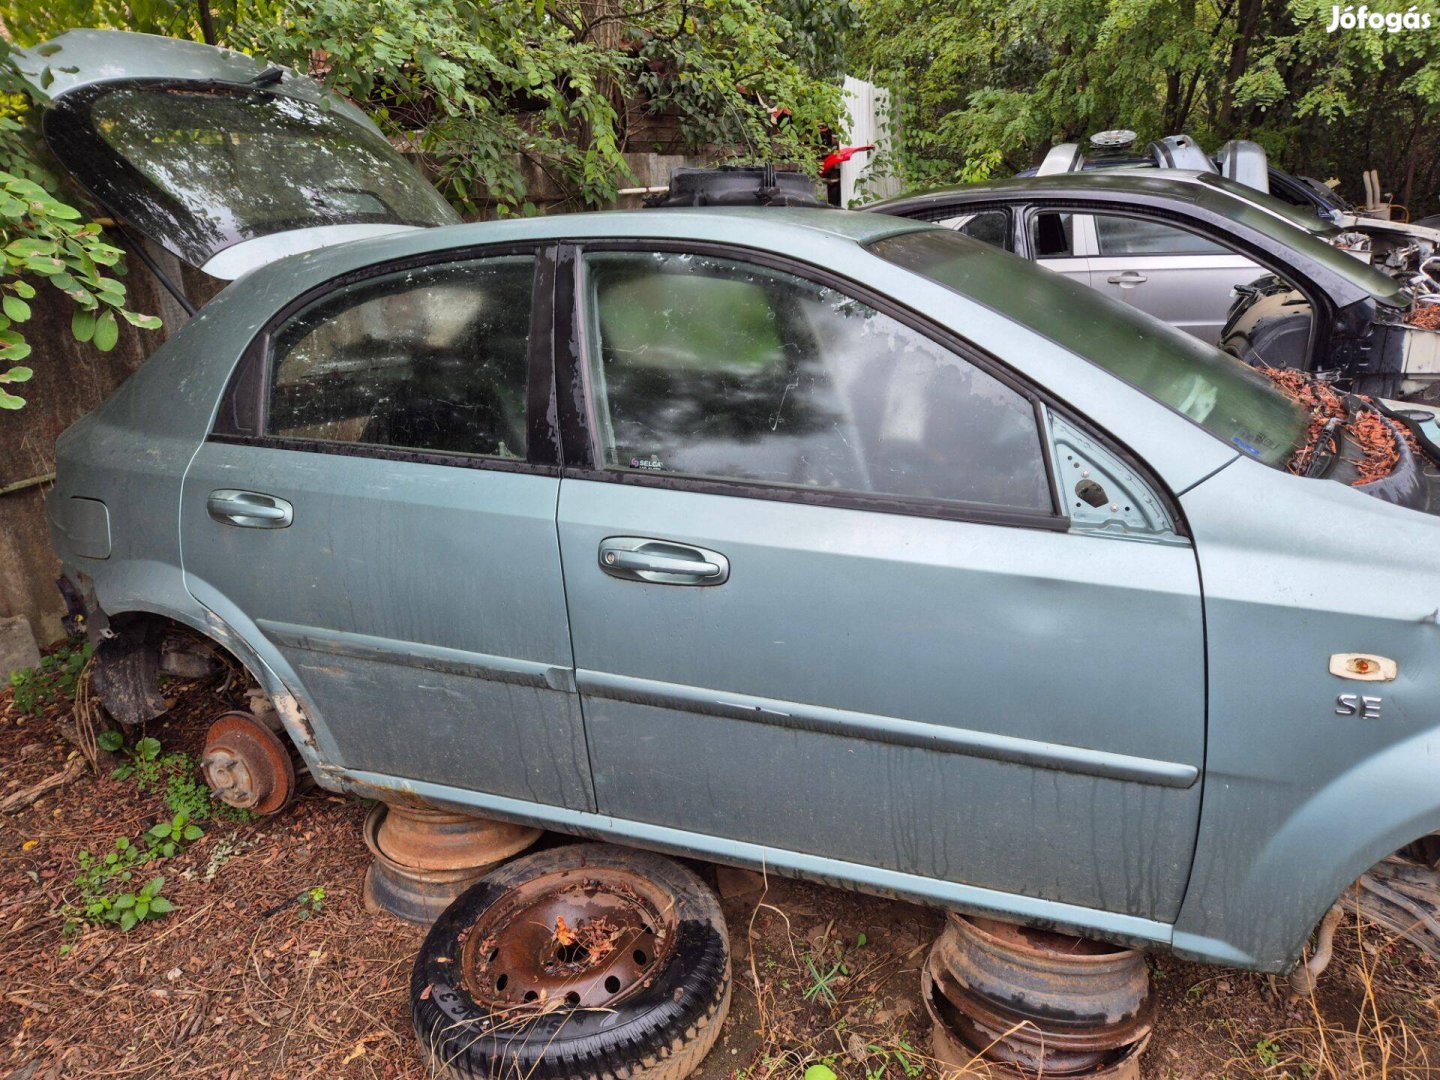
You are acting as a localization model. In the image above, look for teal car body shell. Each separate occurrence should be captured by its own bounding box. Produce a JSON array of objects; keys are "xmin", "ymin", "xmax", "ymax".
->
[{"xmin": 45, "ymin": 207, "xmax": 1440, "ymax": 974}]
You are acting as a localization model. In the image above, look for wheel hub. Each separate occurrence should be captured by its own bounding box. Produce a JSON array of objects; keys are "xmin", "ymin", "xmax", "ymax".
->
[
  {"xmin": 460, "ymin": 867, "xmax": 676, "ymax": 1011},
  {"xmin": 201, "ymin": 710, "xmax": 295, "ymax": 815}
]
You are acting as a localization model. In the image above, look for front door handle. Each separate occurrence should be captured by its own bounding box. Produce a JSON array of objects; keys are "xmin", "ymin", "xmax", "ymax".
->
[
  {"xmin": 599, "ymin": 537, "xmax": 729, "ymax": 585},
  {"xmin": 1106, "ymin": 270, "xmax": 1149, "ymax": 287},
  {"xmin": 207, "ymin": 489, "xmax": 293, "ymax": 529}
]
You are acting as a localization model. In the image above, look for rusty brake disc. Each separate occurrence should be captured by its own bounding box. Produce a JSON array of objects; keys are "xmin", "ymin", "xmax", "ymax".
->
[{"xmin": 201, "ymin": 710, "xmax": 295, "ymax": 815}]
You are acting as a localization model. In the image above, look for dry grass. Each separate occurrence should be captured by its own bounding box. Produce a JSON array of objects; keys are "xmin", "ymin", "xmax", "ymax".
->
[{"xmin": 1216, "ymin": 909, "xmax": 1440, "ymax": 1080}]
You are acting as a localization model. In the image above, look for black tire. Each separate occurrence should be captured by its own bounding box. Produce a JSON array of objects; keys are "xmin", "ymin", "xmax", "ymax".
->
[{"xmin": 412, "ymin": 843, "xmax": 731, "ymax": 1080}]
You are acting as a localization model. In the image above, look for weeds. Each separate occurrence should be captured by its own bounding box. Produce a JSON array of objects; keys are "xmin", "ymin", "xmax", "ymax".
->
[
  {"xmin": 65, "ymin": 815, "xmax": 199, "ymax": 936},
  {"xmin": 864, "ymin": 1040, "xmax": 926, "ymax": 1080},
  {"xmin": 61, "ymin": 732, "xmax": 250, "ymax": 940},
  {"xmin": 802, "ymin": 953, "xmax": 846, "ymax": 1006},
  {"xmin": 101, "ymin": 730, "xmax": 252, "ymax": 824},
  {"xmin": 1223, "ymin": 909, "xmax": 1439, "ymax": 1079},
  {"xmin": 8, "ymin": 641, "xmax": 92, "ymax": 717},
  {"xmin": 297, "ymin": 886, "xmax": 326, "ymax": 921},
  {"xmin": 1254, "ymin": 1037, "xmax": 1281, "ymax": 1067}
]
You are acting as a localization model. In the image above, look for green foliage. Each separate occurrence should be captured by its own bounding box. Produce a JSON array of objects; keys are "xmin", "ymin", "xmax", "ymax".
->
[
  {"xmin": 230, "ymin": 0, "xmax": 631, "ymax": 212},
  {"xmin": 804, "ymin": 1065, "xmax": 838, "ymax": 1080},
  {"xmin": 67, "ymin": 819, "xmax": 194, "ymax": 934},
  {"xmin": 296, "ymin": 885, "xmax": 326, "ymax": 920},
  {"xmin": 105, "ymin": 731, "xmax": 254, "ymax": 824},
  {"xmin": 850, "ymin": 0, "xmax": 1440, "ymax": 214},
  {"xmin": 0, "ymin": 0, "xmax": 221, "ymax": 46},
  {"xmin": 630, "ymin": 0, "xmax": 848, "ymax": 167},
  {"xmin": 865, "ymin": 1041, "xmax": 924, "ymax": 1080},
  {"xmin": 801, "ymin": 951, "xmax": 847, "ymax": 1005},
  {"xmin": 8, "ymin": 640, "xmax": 91, "ymax": 716},
  {"xmin": 1254, "ymin": 1036, "xmax": 1282, "ymax": 1067},
  {"xmin": 229, "ymin": 0, "xmax": 845, "ymax": 214},
  {"xmin": 63, "ymin": 730, "xmax": 242, "ymax": 937},
  {"xmin": 0, "ymin": 42, "xmax": 162, "ymax": 410}
]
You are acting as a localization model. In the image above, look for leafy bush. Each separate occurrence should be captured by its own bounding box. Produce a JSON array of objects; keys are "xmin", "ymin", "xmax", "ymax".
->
[
  {"xmin": 230, "ymin": 0, "xmax": 845, "ymax": 214},
  {"xmin": 9, "ymin": 640, "xmax": 91, "ymax": 716},
  {"xmin": 101, "ymin": 731, "xmax": 253, "ymax": 823},
  {"xmin": 0, "ymin": 45, "xmax": 162, "ymax": 409}
]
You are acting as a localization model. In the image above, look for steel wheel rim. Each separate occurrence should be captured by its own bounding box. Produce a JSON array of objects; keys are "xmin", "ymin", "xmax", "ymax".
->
[{"xmin": 460, "ymin": 865, "xmax": 677, "ymax": 1012}]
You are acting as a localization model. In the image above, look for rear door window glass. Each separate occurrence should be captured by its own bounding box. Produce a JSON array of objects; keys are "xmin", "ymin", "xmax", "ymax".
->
[
  {"xmin": 580, "ymin": 250, "xmax": 1054, "ymax": 513},
  {"xmin": 267, "ymin": 256, "xmax": 533, "ymax": 459}
]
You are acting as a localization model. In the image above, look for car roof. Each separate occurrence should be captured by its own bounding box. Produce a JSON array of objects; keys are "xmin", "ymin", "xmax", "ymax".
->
[
  {"xmin": 870, "ymin": 169, "xmax": 1339, "ymax": 237},
  {"xmin": 231, "ymin": 206, "xmax": 936, "ymax": 291},
  {"xmin": 867, "ymin": 169, "xmax": 1240, "ymax": 213}
]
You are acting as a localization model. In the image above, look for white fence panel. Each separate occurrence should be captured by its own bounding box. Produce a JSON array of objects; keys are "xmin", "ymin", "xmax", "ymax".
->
[{"xmin": 840, "ymin": 76, "xmax": 901, "ymax": 207}]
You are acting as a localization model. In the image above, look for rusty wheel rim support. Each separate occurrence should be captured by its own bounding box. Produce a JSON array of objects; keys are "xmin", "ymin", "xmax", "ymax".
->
[
  {"xmin": 201, "ymin": 711, "xmax": 295, "ymax": 815},
  {"xmin": 374, "ymin": 803, "xmax": 542, "ymax": 871},
  {"xmin": 925, "ymin": 912, "xmax": 1152, "ymax": 1078},
  {"xmin": 460, "ymin": 865, "xmax": 677, "ymax": 1010},
  {"xmin": 362, "ymin": 803, "xmax": 542, "ymax": 925}
]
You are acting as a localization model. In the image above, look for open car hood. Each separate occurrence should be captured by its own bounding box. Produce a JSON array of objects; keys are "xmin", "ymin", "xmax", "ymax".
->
[{"xmin": 11, "ymin": 30, "xmax": 459, "ymax": 279}]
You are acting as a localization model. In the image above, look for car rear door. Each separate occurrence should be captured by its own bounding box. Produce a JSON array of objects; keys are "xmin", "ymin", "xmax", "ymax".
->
[
  {"xmin": 553, "ymin": 242, "xmax": 1206, "ymax": 923},
  {"xmin": 1087, "ymin": 213, "xmax": 1262, "ymax": 342},
  {"xmin": 179, "ymin": 246, "xmax": 592, "ymax": 811},
  {"xmin": 1023, "ymin": 208, "xmax": 1094, "ymax": 288}
]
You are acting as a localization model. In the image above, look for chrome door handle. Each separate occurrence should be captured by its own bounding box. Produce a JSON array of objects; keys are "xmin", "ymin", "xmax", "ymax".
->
[
  {"xmin": 599, "ymin": 537, "xmax": 729, "ymax": 585},
  {"xmin": 1106, "ymin": 270, "xmax": 1148, "ymax": 287},
  {"xmin": 207, "ymin": 489, "xmax": 293, "ymax": 529}
]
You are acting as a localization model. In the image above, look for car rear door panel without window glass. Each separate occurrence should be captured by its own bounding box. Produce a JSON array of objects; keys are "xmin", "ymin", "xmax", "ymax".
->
[
  {"xmin": 1028, "ymin": 210, "xmax": 1092, "ymax": 288},
  {"xmin": 557, "ymin": 247, "xmax": 1206, "ymax": 920},
  {"xmin": 181, "ymin": 254, "xmax": 593, "ymax": 810},
  {"xmin": 1089, "ymin": 214, "xmax": 1262, "ymax": 342}
]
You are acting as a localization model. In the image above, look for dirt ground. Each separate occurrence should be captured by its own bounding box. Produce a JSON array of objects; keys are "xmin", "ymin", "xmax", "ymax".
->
[{"xmin": 1, "ymin": 665, "xmax": 1437, "ymax": 1080}]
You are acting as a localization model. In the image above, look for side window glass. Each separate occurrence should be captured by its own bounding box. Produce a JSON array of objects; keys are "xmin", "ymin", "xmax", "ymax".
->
[
  {"xmin": 267, "ymin": 256, "xmax": 533, "ymax": 458},
  {"xmin": 937, "ymin": 210, "xmax": 1010, "ymax": 250},
  {"xmin": 581, "ymin": 251, "xmax": 1054, "ymax": 514},
  {"xmin": 1030, "ymin": 212, "xmax": 1076, "ymax": 258},
  {"xmin": 1094, "ymin": 215, "xmax": 1228, "ymax": 256}
]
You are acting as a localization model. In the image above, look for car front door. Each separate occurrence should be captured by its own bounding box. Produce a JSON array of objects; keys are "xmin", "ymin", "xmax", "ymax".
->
[
  {"xmin": 554, "ymin": 243, "xmax": 1206, "ymax": 922},
  {"xmin": 1087, "ymin": 212, "xmax": 1262, "ymax": 342},
  {"xmin": 180, "ymin": 248, "xmax": 593, "ymax": 811}
]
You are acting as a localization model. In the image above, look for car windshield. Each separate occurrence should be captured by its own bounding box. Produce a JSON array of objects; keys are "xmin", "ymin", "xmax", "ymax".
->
[
  {"xmin": 83, "ymin": 85, "xmax": 459, "ymax": 266},
  {"xmin": 868, "ymin": 228, "xmax": 1309, "ymax": 468}
]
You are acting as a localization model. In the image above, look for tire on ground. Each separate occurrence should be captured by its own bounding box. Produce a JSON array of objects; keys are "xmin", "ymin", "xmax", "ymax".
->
[{"xmin": 411, "ymin": 842, "xmax": 731, "ymax": 1080}]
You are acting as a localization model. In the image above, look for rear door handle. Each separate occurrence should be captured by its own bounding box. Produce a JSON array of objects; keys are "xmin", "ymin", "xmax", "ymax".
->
[
  {"xmin": 207, "ymin": 490, "xmax": 293, "ymax": 529},
  {"xmin": 1106, "ymin": 270, "xmax": 1148, "ymax": 287},
  {"xmin": 599, "ymin": 537, "xmax": 729, "ymax": 585}
]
